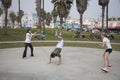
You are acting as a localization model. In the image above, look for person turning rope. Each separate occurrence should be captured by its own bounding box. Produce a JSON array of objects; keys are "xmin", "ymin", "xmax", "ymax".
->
[{"xmin": 23, "ymin": 28, "xmax": 36, "ymax": 59}]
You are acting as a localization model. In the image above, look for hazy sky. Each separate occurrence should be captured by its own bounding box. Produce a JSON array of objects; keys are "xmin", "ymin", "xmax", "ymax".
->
[{"xmin": 10, "ymin": 0, "xmax": 120, "ymax": 19}]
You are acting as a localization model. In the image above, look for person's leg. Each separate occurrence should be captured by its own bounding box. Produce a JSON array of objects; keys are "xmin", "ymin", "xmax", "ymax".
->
[
  {"xmin": 49, "ymin": 48, "xmax": 57, "ymax": 64},
  {"xmin": 57, "ymin": 49, "xmax": 62, "ymax": 65},
  {"xmin": 48, "ymin": 56, "xmax": 52, "ymax": 64},
  {"xmin": 108, "ymin": 49, "xmax": 112, "ymax": 67},
  {"xmin": 29, "ymin": 43, "xmax": 34, "ymax": 56},
  {"xmin": 102, "ymin": 52, "xmax": 109, "ymax": 72},
  {"xmin": 104, "ymin": 52, "xmax": 109, "ymax": 68},
  {"xmin": 57, "ymin": 56, "xmax": 61, "ymax": 65},
  {"xmin": 23, "ymin": 43, "xmax": 28, "ymax": 58},
  {"xmin": 48, "ymin": 52, "xmax": 55, "ymax": 64}
]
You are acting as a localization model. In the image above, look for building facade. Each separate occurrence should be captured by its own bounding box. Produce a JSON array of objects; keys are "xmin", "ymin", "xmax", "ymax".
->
[
  {"xmin": 95, "ymin": 17, "xmax": 120, "ymax": 30},
  {"xmin": 22, "ymin": 13, "xmax": 38, "ymax": 28}
]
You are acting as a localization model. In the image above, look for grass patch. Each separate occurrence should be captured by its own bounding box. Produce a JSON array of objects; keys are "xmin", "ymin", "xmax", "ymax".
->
[
  {"xmin": 0, "ymin": 42, "xmax": 120, "ymax": 51},
  {"xmin": 0, "ymin": 28, "xmax": 120, "ymax": 42},
  {"xmin": 0, "ymin": 28, "xmax": 120, "ymax": 51}
]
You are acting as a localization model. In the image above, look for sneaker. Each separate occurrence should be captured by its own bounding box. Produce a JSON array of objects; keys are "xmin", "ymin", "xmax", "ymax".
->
[{"xmin": 101, "ymin": 67, "xmax": 108, "ymax": 73}]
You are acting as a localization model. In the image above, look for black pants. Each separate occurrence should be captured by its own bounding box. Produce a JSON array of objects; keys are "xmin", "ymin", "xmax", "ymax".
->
[{"xmin": 23, "ymin": 43, "xmax": 34, "ymax": 58}]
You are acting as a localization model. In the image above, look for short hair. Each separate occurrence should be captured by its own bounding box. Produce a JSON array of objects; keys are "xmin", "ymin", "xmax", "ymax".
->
[
  {"xmin": 26, "ymin": 28, "xmax": 31, "ymax": 33},
  {"xmin": 101, "ymin": 32, "xmax": 108, "ymax": 37}
]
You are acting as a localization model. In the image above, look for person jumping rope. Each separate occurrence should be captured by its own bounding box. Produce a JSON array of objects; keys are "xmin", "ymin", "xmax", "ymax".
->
[
  {"xmin": 99, "ymin": 33, "xmax": 112, "ymax": 73},
  {"xmin": 48, "ymin": 34, "xmax": 64, "ymax": 65}
]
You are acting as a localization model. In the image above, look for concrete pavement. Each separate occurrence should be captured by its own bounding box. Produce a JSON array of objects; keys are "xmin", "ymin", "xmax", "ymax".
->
[{"xmin": 0, "ymin": 47, "xmax": 120, "ymax": 80}]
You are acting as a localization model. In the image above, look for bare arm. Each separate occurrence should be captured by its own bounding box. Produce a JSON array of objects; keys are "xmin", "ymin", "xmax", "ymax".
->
[{"xmin": 99, "ymin": 42, "xmax": 105, "ymax": 47}]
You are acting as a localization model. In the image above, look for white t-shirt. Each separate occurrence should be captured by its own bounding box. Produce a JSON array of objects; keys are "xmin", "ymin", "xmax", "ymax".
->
[
  {"xmin": 25, "ymin": 33, "xmax": 33, "ymax": 43},
  {"xmin": 103, "ymin": 37, "xmax": 112, "ymax": 49},
  {"xmin": 56, "ymin": 39, "xmax": 64, "ymax": 49}
]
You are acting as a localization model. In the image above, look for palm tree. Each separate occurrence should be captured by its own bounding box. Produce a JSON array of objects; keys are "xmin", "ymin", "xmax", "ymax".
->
[
  {"xmin": 18, "ymin": 0, "xmax": 20, "ymax": 12},
  {"xmin": 0, "ymin": 7, "xmax": 3, "ymax": 16},
  {"xmin": 1, "ymin": 0, "xmax": 12, "ymax": 35},
  {"xmin": 9, "ymin": 12, "xmax": 16, "ymax": 28},
  {"xmin": 17, "ymin": 10, "xmax": 24, "ymax": 28},
  {"xmin": 40, "ymin": 8, "xmax": 46, "ymax": 31},
  {"xmin": 36, "ymin": 0, "xmax": 41, "ymax": 29},
  {"xmin": 106, "ymin": 4, "xmax": 109, "ymax": 33},
  {"xmin": 18, "ymin": 0, "xmax": 23, "ymax": 28},
  {"xmin": 64, "ymin": 10, "xmax": 69, "ymax": 30},
  {"xmin": 76, "ymin": 0, "xmax": 88, "ymax": 38},
  {"xmin": 42, "ymin": 0, "xmax": 45, "ymax": 32},
  {"xmin": 99, "ymin": 0, "xmax": 109, "ymax": 32},
  {"xmin": 16, "ymin": 15, "xmax": 20, "ymax": 28},
  {"xmin": 51, "ymin": 8, "xmax": 58, "ymax": 28},
  {"xmin": 45, "ymin": 12, "xmax": 52, "ymax": 26},
  {"xmin": 36, "ymin": 0, "xmax": 46, "ymax": 32},
  {"xmin": 52, "ymin": 0, "xmax": 73, "ymax": 30}
]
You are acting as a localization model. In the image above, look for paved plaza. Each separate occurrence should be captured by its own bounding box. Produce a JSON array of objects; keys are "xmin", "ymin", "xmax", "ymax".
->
[{"xmin": 0, "ymin": 47, "xmax": 120, "ymax": 80}]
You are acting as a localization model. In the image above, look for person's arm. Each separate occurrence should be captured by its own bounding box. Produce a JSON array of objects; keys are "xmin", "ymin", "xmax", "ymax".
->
[
  {"xmin": 99, "ymin": 42, "xmax": 105, "ymax": 47},
  {"xmin": 57, "ymin": 36, "xmax": 63, "ymax": 40},
  {"xmin": 31, "ymin": 32, "xmax": 38, "ymax": 37}
]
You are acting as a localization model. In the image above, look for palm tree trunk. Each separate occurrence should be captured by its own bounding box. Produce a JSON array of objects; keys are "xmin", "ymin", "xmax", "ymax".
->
[
  {"xmin": 43, "ymin": 0, "xmax": 45, "ymax": 32},
  {"xmin": 106, "ymin": 5, "xmax": 109, "ymax": 33},
  {"xmin": 38, "ymin": 18, "xmax": 41, "ymax": 29},
  {"xmin": 60, "ymin": 17, "xmax": 63, "ymax": 31},
  {"xmin": 53, "ymin": 17, "xmax": 56, "ymax": 28},
  {"xmin": 101, "ymin": 6, "xmax": 105, "ymax": 32},
  {"xmin": 18, "ymin": 0, "xmax": 22, "ymax": 28},
  {"xmin": 79, "ymin": 14, "xmax": 83, "ymax": 38},
  {"xmin": 13, "ymin": 22, "xmax": 15, "ymax": 28},
  {"xmin": 18, "ymin": 0, "xmax": 21, "ymax": 28},
  {"xmin": 18, "ymin": 0, "xmax": 20, "ymax": 11},
  {"xmin": 4, "ymin": 8, "xmax": 8, "ymax": 35},
  {"xmin": 39, "ymin": 0, "xmax": 42, "ymax": 30}
]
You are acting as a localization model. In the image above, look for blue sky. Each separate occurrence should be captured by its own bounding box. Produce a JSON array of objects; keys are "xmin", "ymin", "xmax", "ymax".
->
[{"xmin": 10, "ymin": 0, "xmax": 120, "ymax": 19}]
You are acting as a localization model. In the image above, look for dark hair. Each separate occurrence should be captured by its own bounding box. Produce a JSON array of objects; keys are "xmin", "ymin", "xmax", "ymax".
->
[
  {"xmin": 26, "ymin": 28, "xmax": 31, "ymax": 33},
  {"xmin": 101, "ymin": 33, "xmax": 108, "ymax": 38}
]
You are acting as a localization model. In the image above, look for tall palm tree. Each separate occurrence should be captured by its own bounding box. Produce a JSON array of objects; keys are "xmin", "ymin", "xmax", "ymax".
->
[
  {"xmin": 18, "ymin": 0, "xmax": 23, "ymax": 28},
  {"xmin": 17, "ymin": 10, "xmax": 24, "ymax": 28},
  {"xmin": 42, "ymin": 0, "xmax": 45, "ymax": 32},
  {"xmin": 36, "ymin": 0, "xmax": 46, "ymax": 32},
  {"xmin": 16, "ymin": 15, "xmax": 20, "ymax": 28},
  {"xmin": 52, "ymin": 0, "xmax": 73, "ymax": 30},
  {"xmin": 40, "ymin": 8, "xmax": 46, "ymax": 30},
  {"xmin": 0, "ymin": 7, "xmax": 3, "ymax": 16},
  {"xmin": 36, "ymin": 0, "xmax": 41, "ymax": 29},
  {"xmin": 18, "ymin": 0, "xmax": 20, "ymax": 12},
  {"xmin": 2, "ymin": 0, "xmax": 12, "ymax": 35},
  {"xmin": 106, "ymin": 4, "xmax": 109, "ymax": 33},
  {"xmin": 99, "ymin": 0, "xmax": 109, "ymax": 32},
  {"xmin": 9, "ymin": 12, "xmax": 16, "ymax": 28},
  {"xmin": 64, "ymin": 10, "xmax": 69, "ymax": 30},
  {"xmin": 45, "ymin": 12, "xmax": 52, "ymax": 26},
  {"xmin": 52, "ymin": 8, "xmax": 58, "ymax": 28},
  {"xmin": 76, "ymin": 0, "xmax": 88, "ymax": 38}
]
